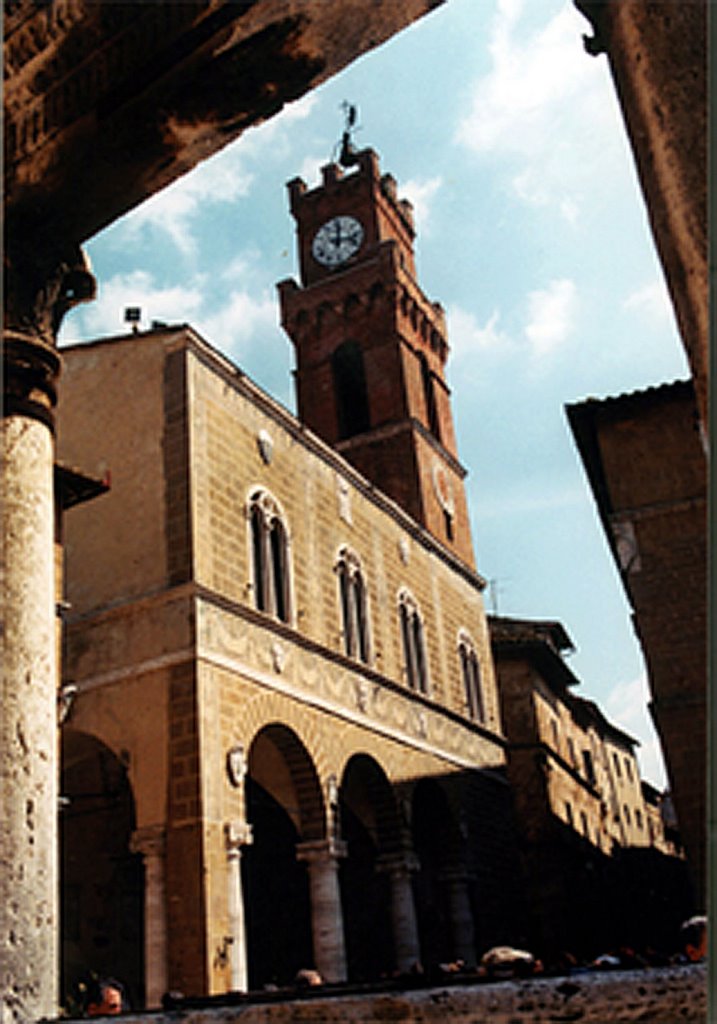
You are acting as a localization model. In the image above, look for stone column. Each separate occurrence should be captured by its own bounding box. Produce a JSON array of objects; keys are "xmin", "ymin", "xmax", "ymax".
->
[
  {"xmin": 225, "ymin": 821, "xmax": 253, "ymax": 992},
  {"xmin": 377, "ymin": 853, "xmax": 421, "ymax": 973},
  {"xmin": 441, "ymin": 868, "xmax": 477, "ymax": 967},
  {"xmin": 1, "ymin": 241, "xmax": 95, "ymax": 1023},
  {"xmin": 130, "ymin": 825, "xmax": 168, "ymax": 1008},
  {"xmin": 296, "ymin": 838, "xmax": 348, "ymax": 983}
]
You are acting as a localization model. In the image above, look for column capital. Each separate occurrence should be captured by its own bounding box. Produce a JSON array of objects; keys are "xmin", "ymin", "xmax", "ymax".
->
[
  {"xmin": 296, "ymin": 837, "xmax": 347, "ymax": 865},
  {"xmin": 376, "ymin": 851, "xmax": 420, "ymax": 877},
  {"xmin": 130, "ymin": 824, "xmax": 167, "ymax": 859},
  {"xmin": 2, "ymin": 331, "xmax": 62, "ymax": 431},
  {"xmin": 225, "ymin": 820, "xmax": 253, "ymax": 853}
]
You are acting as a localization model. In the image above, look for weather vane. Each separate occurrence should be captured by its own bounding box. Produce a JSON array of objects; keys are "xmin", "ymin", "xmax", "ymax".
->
[{"xmin": 335, "ymin": 101, "xmax": 361, "ymax": 167}]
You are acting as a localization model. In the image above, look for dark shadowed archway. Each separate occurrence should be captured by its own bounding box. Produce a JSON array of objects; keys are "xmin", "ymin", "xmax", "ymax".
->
[
  {"xmin": 244, "ymin": 724, "xmax": 324, "ymax": 987},
  {"xmin": 411, "ymin": 777, "xmax": 464, "ymax": 969},
  {"xmin": 60, "ymin": 729, "xmax": 143, "ymax": 1012},
  {"xmin": 339, "ymin": 754, "xmax": 402, "ymax": 981}
]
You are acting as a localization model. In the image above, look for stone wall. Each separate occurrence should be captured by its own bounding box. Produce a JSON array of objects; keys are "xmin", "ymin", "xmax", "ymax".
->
[{"xmin": 109, "ymin": 966, "xmax": 707, "ymax": 1024}]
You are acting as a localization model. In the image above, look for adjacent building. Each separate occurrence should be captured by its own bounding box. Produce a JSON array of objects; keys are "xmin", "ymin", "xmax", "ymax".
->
[
  {"xmin": 566, "ymin": 381, "xmax": 706, "ymax": 908},
  {"xmin": 490, "ymin": 615, "xmax": 691, "ymax": 959}
]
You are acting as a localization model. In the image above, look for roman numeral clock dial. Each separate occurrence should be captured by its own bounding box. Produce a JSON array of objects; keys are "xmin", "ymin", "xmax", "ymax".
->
[{"xmin": 311, "ymin": 215, "xmax": 364, "ymax": 267}]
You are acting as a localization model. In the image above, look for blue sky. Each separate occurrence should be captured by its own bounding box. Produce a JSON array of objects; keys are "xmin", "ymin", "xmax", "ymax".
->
[{"xmin": 59, "ymin": 0, "xmax": 690, "ymax": 787}]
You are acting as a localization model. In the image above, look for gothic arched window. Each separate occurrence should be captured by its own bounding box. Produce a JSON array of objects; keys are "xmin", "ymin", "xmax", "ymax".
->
[
  {"xmin": 336, "ymin": 547, "xmax": 370, "ymax": 663},
  {"xmin": 248, "ymin": 490, "xmax": 291, "ymax": 623},
  {"xmin": 399, "ymin": 591, "xmax": 428, "ymax": 694},
  {"xmin": 332, "ymin": 340, "xmax": 370, "ymax": 440},
  {"xmin": 458, "ymin": 632, "xmax": 484, "ymax": 723}
]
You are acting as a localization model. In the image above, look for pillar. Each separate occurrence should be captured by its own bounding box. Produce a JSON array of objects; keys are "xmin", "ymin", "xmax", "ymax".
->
[
  {"xmin": 1, "ymin": 239, "xmax": 95, "ymax": 1022},
  {"xmin": 130, "ymin": 825, "xmax": 168, "ymax": 1008},
  {"xmin": 441, "ymin": 868, "xmax": 477, "ymax": 967},
  {"xmin": 225, "ymin": 821, "xmax": 253, "ymax": 992},
  {"xmin": 377, "ymin": 853, "xmax": 422, "ymax": 973},
  {"xmin": 296, "ymin": 838, "xmax": 348, "ymax": 983}
]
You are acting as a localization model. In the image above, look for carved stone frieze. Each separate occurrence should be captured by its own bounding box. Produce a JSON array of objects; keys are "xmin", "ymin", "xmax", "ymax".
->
[{"xmin": 198, "ymin": 599, "xmax": 500, "ymax": 769}]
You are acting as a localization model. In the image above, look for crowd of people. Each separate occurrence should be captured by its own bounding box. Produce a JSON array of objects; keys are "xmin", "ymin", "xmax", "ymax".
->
[{"xmin": 71, "ymin": 916, "xmax": 706, "ymax": 1016}]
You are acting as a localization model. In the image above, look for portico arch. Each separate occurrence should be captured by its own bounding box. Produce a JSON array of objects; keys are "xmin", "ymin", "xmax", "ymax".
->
[
  {"xmin": 243, "ymin": 723, "xmax": 324, "ymax": 987},
  {"xmin": 60, "ymin": 729, "xmax": 143, "ymax": 1011},
  {"xmin": 339, "ymin": 754, "xmax": 404, "ymax": 980}
]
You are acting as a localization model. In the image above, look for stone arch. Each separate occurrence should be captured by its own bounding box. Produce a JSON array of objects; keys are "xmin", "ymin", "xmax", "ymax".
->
[
  {"xmin": 247, "ymin": 722, "xmax": 325, "ymax": 841},
  {"xmin": 338, "ymin": 753, "xmax": 402, "ymax": 981},
  {"xmin": 60, "ymin": 728, "xmax": 144, "ymax": 1011},
  {"xmin": 411, "ymin": 776, "xmax": 466, "ymax": 969},
  {"xmin": 242, "ymin": 723, "xmax": 324, "ymax": 987}
]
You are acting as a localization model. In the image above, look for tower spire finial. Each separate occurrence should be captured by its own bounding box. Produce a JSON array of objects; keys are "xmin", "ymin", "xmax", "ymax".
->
[{"xmin": 337, "ymin": 101, "xmax": 360, "ymax": 168}]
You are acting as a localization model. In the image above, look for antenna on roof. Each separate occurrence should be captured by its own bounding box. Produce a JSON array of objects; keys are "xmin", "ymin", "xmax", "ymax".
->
[{"xmin": 335, "ymin": 101, "xmax": 361, "ymax": 168}]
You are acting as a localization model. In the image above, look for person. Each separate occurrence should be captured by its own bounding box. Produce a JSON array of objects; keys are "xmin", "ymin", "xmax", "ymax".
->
[
  {"xmin": 679, "ymin": 916, "xmax": 707, "ymax": 963},
  {"xmin": 84, "ymin": 977, "xmax": 125, "ymax": 1016}
]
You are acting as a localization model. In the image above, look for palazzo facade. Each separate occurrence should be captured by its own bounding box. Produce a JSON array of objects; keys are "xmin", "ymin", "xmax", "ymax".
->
[{"xmin": 56, "ymin": 152, "xmax": 521, "ymax": 1007}]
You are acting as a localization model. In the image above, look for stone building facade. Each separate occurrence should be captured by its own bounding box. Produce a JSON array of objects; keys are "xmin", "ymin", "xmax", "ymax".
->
[
  {"xmin": 489, "ymin": 615, "xmax": 691, "ymax": 959},
  {"xmin": 566, "ymin": 381, "xmax": 706, "ymax": 909},
  {"xmin": 55, "ymin": 152, "xmax": 527, "ymax": 1007}
]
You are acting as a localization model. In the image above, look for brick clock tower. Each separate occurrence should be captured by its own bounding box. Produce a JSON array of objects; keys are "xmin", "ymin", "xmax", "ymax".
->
[{"xmin": 278, "ymin": 148, "xmax": 475, "ymax": 569}]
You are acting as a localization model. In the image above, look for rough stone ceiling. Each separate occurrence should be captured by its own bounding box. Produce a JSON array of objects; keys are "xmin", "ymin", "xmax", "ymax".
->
[{"xmin": 4, "ymin": 0, "xmax": 444, "ymax": 243}]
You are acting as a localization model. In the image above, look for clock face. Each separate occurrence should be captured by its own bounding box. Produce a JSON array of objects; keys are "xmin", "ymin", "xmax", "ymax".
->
[{"xmin": 311, "ymin": 216, "xmax": 364, "ymax": 267}]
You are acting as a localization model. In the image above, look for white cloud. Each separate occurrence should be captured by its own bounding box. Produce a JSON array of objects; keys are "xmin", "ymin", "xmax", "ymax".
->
[
  {"xmin": 449, "ymin": 277, "xmax": 577, "ymax": 363},
  {"xmin": 400, "ymin": 176, "xmax": 442, "ymax": 232},
  {"xmin": 448, "ymin": 306, "xmax": 513, "ymax": 358},
  {"xmin": 240, "ymin": 93, "xmax": 318, "ymax": 156},
  {"xmin": 605, "ymin": 673, "xmax": 667, "ymax": 788},
  {"xmin": 59, "ymin": 269, "xmax": 205, "ymax": 341},
  {"xmin": 120, "ymin": 146, "xmax": 254, "ymax": 256},
  {"xmin": 455, "ymin": 1, "xmax": 622, "ymax": 221},
  {"xmin": 196, "ymin": 288, "xmax": 278, "ymax": 361},
  {"xmin": 622, "ymin": 279, "xmax": 674, "ymax": 328},
  {"xmin": 525, "ymin": 278, "xmax": 577, "ymax": 355}
]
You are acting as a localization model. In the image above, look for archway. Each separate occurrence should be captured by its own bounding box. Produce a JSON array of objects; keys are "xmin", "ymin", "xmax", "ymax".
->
[
  {"xmin": 60, "ymin": 729, "xmax": 143, "ymax": 1011},
  {"xmin": 243, "ymin": 724, "xmax": 323, "ymax": 988},
  {"xmin": 339, "ymin": 754, "xmax": 401, "ymax": 981},
  {"xmin": 411, "ymin": 777, "xmax": 464, "ymax": 969}
]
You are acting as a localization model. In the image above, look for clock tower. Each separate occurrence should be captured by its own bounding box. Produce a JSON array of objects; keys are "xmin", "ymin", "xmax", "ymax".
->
[{"xmin": 278, "ymin": 148, "xmax": 476, "ymax": 569}]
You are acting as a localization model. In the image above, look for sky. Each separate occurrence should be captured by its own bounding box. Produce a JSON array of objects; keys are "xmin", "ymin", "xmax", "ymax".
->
[{"xmin": 59, "ymin": 0, "xmax": 691, "ymax": 788}]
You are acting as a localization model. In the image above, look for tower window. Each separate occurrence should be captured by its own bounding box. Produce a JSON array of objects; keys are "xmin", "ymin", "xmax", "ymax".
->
[
  {"xmin": 399, "ymin": 591, "xmax": 428, "ymax": 694},
  {"xmin": 443, "ymin": 509, "xmax": 454, "ymax": 541},
  {"xmin": 332, "ymin": 340, "xmax": 370, "ymax": 439},
  {"xmin": 248, "ymin": 490, "xmax": 291, "ymax": 623},
  {"xmin": 336, "ymin": 547, "xmax": 370, "ymax": 663},
  {"xmin": 419, "ymin": 353, "xmax": 441, "ymax": 441},
  {"xmin": 582, "ymin": 749, "xmax": 596, "ymax": 785},
  {"xmin": 458, "ymin": 633, "xmax": 484, "ymax": 723},
  {"xmin": 613, "ymin": 753, "xmax": 622, "ymax": 778}
]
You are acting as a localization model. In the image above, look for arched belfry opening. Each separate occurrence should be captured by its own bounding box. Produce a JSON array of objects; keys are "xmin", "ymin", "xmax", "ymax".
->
[
  {"xmin": 339, "ymin": 754, "xmax": 402, "ymax": 981},
  {"xmin": 332, "ymin": 340, "xmax": 371, "ymax": 440},
  {"xmin": 243, "ymin": 725, "xmax": 322, "ymax": 987},
  {"xmin": 60, "ymin": 730, "xmax": 143, "ymax": 1010}
]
